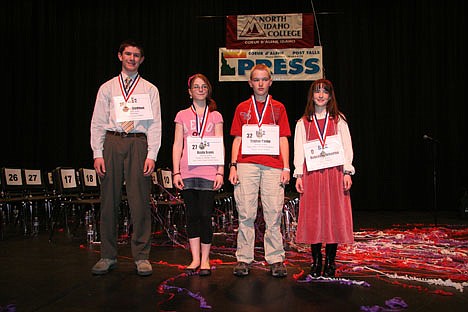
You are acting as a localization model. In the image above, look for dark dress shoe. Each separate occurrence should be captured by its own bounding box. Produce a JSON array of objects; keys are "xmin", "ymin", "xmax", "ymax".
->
[{"xmin": 199, "ymin": 269, "xmax": 211, "ymax": 276}]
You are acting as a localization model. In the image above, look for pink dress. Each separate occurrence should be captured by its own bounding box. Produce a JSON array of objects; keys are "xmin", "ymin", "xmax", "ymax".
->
[{"xmin": 296, "ymin": 117, "xmax": 354, "ymax": 244}]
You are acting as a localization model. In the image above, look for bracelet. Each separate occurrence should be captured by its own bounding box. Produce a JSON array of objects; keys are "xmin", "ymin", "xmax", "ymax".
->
[
  {"xmin": 216, "ymin": 173, "xmax": 224, "ymax": 177},
  {"xmin": 172, "ymin": 172, "xmax": 181, "ymax": 177},
  {"xmin": 343, "ymin": 171, "xmax": 353, "ymax": 176},
  {"xmin": 282, "ymin": 168, "xmax": 290, "ymax": 172},
  {"xmin": 229, "ymin": 162, "xmax": 237, "ymax": 169}
]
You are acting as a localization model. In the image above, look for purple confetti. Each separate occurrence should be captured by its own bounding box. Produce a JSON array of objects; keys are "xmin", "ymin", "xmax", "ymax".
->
[
  {"xmin": 0, "ymin": 305, "xmax": 16, "ymax": 312},
  {"xmin": 164, "ymin": 285, "xmax": 212, "ymax": 309},
  {"xmin": 385, "ymin": 297, "xmax": 408, "ymax": 309},
  {"xmin": 298, "ymin": 275, "xmax": 371, "ymax": 287},
  {"xmin": 360, "ymin": 297, "xmax": 408, "ymax": 312}
]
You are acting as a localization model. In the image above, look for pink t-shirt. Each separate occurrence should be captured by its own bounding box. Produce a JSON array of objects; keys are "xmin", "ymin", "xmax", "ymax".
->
[{"xmin": 174, "ymin": 107, "xmax": 224, "ymax": 180}]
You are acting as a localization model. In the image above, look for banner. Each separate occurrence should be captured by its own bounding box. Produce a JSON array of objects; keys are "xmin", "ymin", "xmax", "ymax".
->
[
  {"xmin": 226, "ymin": 13, "xmax": 314, "ymax": 49},
  {"xmin": 219, "ymin": 46, "xmax": 323, "ymax": 82}
]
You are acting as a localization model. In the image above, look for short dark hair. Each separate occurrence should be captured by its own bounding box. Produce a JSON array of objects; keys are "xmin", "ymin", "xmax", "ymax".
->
[{"xmin": 118, "ymin": 39, "xmax": 144, "ymax": 57}]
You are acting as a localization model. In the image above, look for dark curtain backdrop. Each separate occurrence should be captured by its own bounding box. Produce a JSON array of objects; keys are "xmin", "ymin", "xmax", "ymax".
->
[{"xmin": 2, "ymin": 0, "xmax": 467, "ymax": 212}]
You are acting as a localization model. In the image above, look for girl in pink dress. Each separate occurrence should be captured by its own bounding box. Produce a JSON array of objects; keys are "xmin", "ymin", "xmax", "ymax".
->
[{"xmin": 293, "ymin": 79, "xmax": 355, "ymax": 278}]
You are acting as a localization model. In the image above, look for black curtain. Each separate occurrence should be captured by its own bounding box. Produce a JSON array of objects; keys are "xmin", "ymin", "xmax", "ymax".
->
[{"xmin": 2, "ymin": 0, "xmax": 467, "ymax": 212}]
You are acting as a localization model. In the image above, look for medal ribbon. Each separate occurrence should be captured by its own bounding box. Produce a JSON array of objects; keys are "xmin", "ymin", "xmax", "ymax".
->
[
  {"xmin": 191, "ymin": 104, "xmax": 209, "ymax": 138},
  {"xmin": 119, "ymin": 73, "xmax": 140, "ymax": 102},
  {"xmin": 251, "ymin": 95, "xmax": 270, "ymax": 128},
  {"xmin": 312, "ymin": 112, "xmax": 329, "ymax": 150}
]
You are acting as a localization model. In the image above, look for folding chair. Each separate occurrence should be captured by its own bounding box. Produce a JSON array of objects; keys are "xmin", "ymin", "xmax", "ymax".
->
[
  {"xmin": 153, "ymin": 168, "xmax": 175, "ymax": 201},
  {"xmin": 77, "ymin": 168, "xmax": 100, "ymax": 196},
  {"xmin": 22, "ymin": 168, "xmax": 51, "ymax": 236},
  {"xmin": 74, "ymin": 168, "xmax": 101, "ymax": 243},
  {"xmin": 151, "ymin": 168, "xmax": 185, "ymax": 244},
  {"xmin": 48, "ymin": 167, "xmax": 81, "ymax": 241},
  {"xmin": 1, "ymin": 167, "xmax": 28, "ymax": 236}
]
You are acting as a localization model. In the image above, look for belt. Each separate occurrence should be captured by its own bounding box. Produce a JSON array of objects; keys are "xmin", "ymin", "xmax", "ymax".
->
[{"xmin": 106, "ymin": 130, "xmax": 146, "ymax": 138}]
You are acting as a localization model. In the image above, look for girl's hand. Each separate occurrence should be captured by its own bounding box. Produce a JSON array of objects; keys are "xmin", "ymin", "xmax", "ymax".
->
[
  {"xmin": 213, "ymin": 174, "xmax": 224, "ymax": 191},
  {"xmin": 295, "ymin": 177, "xmax": 304, "ymax": 193},
  {"xmin": 343, "ymin": 175, "xmax": 352, "ymax": 191},
  {"xmin": 173, "ymin": 175, "xmax": 184, "ymax": 190}
]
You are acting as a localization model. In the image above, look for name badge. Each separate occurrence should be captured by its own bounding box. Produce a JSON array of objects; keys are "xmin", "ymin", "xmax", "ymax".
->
[
  {"xmin": 241, "ymin": 124, "xmax": 279, "ymax": 155},
  {"xmin": 187, "ymin": 136, "xmax": 224, "ymax": 166},
  {"xmin": 304, "ymin": 134, "xmax": 345, "ymax": 171},
  {"xmin": 113, "ymin": 93, "xmax": 153, "ymax": 122}
]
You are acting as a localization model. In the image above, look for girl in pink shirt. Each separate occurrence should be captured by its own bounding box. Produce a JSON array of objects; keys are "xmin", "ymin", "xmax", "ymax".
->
[{"xmin": 172, "ymin": 74, "xmax": 224, "ymax": 276}]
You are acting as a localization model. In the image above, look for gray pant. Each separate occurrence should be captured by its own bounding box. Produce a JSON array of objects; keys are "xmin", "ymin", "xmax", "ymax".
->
[{"xmin": 100, "ymin": 133, "xmax": 152, "ymax": 261}]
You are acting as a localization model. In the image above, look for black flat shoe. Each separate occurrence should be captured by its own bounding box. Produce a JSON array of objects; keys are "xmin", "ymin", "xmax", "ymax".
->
[
  {"xmin": 199, "ymin": 269, "xmax": 211, "ymax": 276},
  {"xmin": 184, "ymin": 266, "xmax": 199, "ymax": 274}
]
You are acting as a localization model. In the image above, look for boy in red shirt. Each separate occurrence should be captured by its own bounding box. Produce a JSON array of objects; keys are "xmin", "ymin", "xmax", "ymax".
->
[{"xmin": 228, "ymin": 64, "xmax": 291, "ymax": 277}]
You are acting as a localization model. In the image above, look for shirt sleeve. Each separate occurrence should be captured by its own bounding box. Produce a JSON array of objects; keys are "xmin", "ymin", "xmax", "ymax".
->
[
  {"xmin": 213, "ymin": 111, "xmax": 224, "ymax": 124},
  {"xmin": 146, "ymin": 85, "xmax": 162, "ymax": 161},
  {"xmin": 278, "ymin": 104, "xmax": 291, "ymax": 137},
  {"xmin": 174, "ymin": 110, "xmax": 183, "ymax": 124},
  {"xmin": 338, "ymin": 117, "xmax": 355, "ymax": 174},
  {"xmin": 90, "ymin": 83, "xmax": 111, "ymax": 159},
  {"xmin": 293, "ymin": 118, "xmax": 306, "ymax": 177},
  {"xmin": 230, "ymin": 105, "xmax": 243, "ymax": 136}
]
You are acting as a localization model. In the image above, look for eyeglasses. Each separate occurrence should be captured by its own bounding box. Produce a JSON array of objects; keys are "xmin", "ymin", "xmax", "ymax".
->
[{"xmin": 192, "ymin": 85, "xmax": 208, "ymax": 90}]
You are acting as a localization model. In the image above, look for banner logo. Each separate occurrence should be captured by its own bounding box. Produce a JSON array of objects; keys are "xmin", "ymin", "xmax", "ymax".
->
[
  {"xmin": 226, "ymin": 13, "xmax": 314, "ymax": 49},
  {"xmin": 219, "ymin": 47, "xmax": 323, "ymax": 82},
  {"xmin": 239, "ymin": 17, "xmax": 267, "ymax": 38}
]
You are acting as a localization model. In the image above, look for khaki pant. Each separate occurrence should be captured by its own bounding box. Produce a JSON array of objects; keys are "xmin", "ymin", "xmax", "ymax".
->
[{"xmin": 234, "ymin": 163, "xmax": 285, "ymax": 264}]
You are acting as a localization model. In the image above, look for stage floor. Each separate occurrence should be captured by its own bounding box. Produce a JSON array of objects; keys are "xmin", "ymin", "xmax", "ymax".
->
[{"xmin": 1, "ymin": 209, "xmax": 467, "ymax": 312}]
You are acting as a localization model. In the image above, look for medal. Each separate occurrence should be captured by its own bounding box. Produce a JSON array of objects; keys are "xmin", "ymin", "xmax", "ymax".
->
[
  {"xmin": 252, "ymin": 95, "xmax": 270, "ymax": 127},
  {"xmin": 119, "ymin": 73, "xmax": 140, "ymax": 103},
  {"xmin": 251, "ymin": 95, "xmax": 273, "ymax": 142},
  {"xmin": 312, "ymin": 112, "xmax": 329, "ymax": 156},
  {"xmin": 191, "ymin": 104, "xmax": 209, "ymax": 146}
]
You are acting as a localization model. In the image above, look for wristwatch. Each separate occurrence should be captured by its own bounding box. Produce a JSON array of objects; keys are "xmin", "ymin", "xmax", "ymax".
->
[{"xmin": 229, "ymin": 162, "xmax": 237, "ymax": 169}]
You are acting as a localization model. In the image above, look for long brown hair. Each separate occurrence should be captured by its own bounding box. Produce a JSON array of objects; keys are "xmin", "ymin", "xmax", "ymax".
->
[
  {"xmin": 303, "ymin": 79, "xmax": 346, "ymax": 122},
  {"xmin": 188, "ymin": 73, "xmax": 217, "ymax": 111}
]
